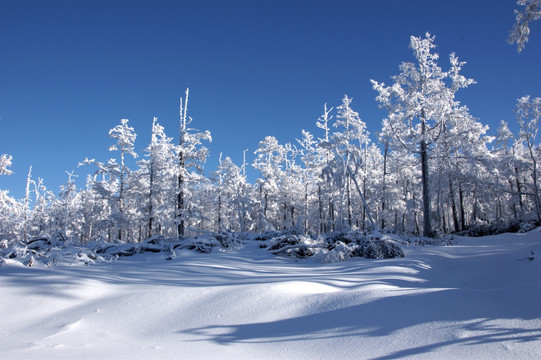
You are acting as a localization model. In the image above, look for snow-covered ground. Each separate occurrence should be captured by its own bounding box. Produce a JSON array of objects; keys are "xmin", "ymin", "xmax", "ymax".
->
[{"xmin": 1, "ymin": 229, "xmax": 541, "ymax": 360}]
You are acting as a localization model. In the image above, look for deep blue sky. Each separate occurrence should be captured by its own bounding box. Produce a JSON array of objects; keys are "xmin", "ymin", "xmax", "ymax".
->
[{"xmin": 1, "ymin": 0, "xmax": 540, "ymax": 199}]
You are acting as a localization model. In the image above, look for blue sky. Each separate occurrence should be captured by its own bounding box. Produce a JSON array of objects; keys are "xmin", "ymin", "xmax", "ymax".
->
[{"xmin": 1, "ymin": 0, "xmax": 540, "ymax": 199}]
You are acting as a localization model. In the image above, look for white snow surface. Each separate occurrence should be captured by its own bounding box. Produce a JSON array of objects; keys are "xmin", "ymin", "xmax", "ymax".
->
[{"xmin": 1, "ymin": 230, "xmax": 541, "ymax": 359}]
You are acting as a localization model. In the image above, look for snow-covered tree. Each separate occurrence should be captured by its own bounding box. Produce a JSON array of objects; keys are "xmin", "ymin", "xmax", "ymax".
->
[
  {"xmin": 371, "ymin": 33, "xmax": 475, "ymax": 237},
  {"xmin": 330, "ymin": 95, "xmax": 374, "ymax": 230},
  {"xmin": 213, "ymin": 154, "xmax": 251, "ymax": 232},
  {"xmin": 516, "ymin": 95, "xmax": 541, "ymax": 222},
  {"xmin": 253, "ymin": 136, "xmax": 286, "ymax": 231},
  {"xmin": 297, "ymin": 129, "xmax": 326, "ymax": 234},
  {"xmin": 139, "ymin": 117, "xmax": 178, "ymax": 238},
  {"xmin": 177, "ymin": 88, "xmax": 212, "ymax": 237},
  {"xmin": 509, "ymin": 0, "xmax": 541, "ymax": 52},
  {"xmin": 0, "ymin": 189, "xmax": 23, "ymax": 240},
  {"xmin": 57, "ymin": 171, "xmax": 79, "ymax": 238},
  {"xmin": 108, "ymin": 118, "xmax": 138, "ymax": 240},
  {"xmin": 315, "ymin": 103, "xmax": 337, "ymax": 232},
  {"xmin": 0, "ymin": 154, "xmax": 13, "ymax": 176}
]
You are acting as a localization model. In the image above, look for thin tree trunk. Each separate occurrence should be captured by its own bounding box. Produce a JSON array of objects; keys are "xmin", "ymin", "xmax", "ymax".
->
[
  {"xmin": 177, "ymin": 89, "xmax": 189, "ymax": 237},
  {"xmin": 459, "ymin": 181, "xmax": 466, "ymax": 231},
  {"xmin": 349, "ymin": 170, "xmax": 375, "ymax": 230},
  {"xmin": 514, "ymin": 165, "xmax": 524, "ymax": 216},
  {"xmin": 346, "ymin": 176, "xmax": 352, "ymax": 228},
  {"xmin": 329, "ymin": 199, "xmax": 335, "ymax": 232},
  {"xmin": 381, "ymin": 140, "xmax": 388, "ymax": 229},
  {"xmin": 148, "ymin": 158, "xmax": 154, "ymax": 239},
  {"xmin": 24, "ymin": 166, "xmax": 32, "ymax": 242},
  {"xmin": 318, "ymin": 185, "xmax": 324, "ymax": 234},
  {"xmin": 449, "ymin": 179, "xmax": 460, "ymax": 233},
  {"xmin": 304, "ymin": 183, "xmax": 308, "ymax": 234}
]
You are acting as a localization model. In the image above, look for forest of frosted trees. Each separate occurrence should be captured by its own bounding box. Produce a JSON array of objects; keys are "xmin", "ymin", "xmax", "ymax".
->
[{"xmin": 1, "ymin": 33, "xmax": 540, "ymax": 244}]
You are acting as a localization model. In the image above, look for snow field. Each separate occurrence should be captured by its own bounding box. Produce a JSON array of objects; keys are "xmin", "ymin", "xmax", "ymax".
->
[{"xmin": 1, "ymin": 230, "xmax": 541, "ymax": 359}]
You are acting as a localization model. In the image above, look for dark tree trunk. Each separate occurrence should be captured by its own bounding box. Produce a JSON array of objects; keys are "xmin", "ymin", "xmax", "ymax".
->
[
  {"xmin": 459, "ymin": 181, "xmax": 466, "ymax": 231},
  {"xmin": 449, "ymin": 179, "xmax": 460, "ymax": 233},
  {"xmin": 420, "ymin": 138, "xmax": 432, "ymax": 237},
  {"xmin": 177, "ymin": 151, "xmax": 185, "ymax": 237}
]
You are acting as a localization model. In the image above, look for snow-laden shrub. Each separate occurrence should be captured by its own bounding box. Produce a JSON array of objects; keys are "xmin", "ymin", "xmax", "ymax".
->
[
  {"xmin": 353, "ymin": 237, "xmax": 405, "ymax": 259},
  {"xmin": 179, "ymin": 234, "xmax": 221, "ymax": 253},
  {"xmin": 254, "ymin": 231, "xmax": 284, "ymax": 241},
  {"xmin": 458, "ymin": 220, "xmax": 537, "ymax": 237},
  {"xmin": 322, "ymin": 241, "xmax": 352, "ymax": 263},
  {"xmin": 325, "ymin": 232, "xmax": 357, "ymax": 245},
  {"xmin": 518, "ymin": 222, "xmax": 536, "ymax": 233},
  {"xmin": 269, "ymin": 234, "xmax": 323, "ymax": 258},
  {"xmin": 214, "ymin": 232, "xmax": 244, "ymax": 252},
  {"xmin": 0, "ymin": 235, "xmax": 118, "ymax": 267},
  {"xmin": 269, "ymin": 232, "xmax": 405, "ymax": 262}
]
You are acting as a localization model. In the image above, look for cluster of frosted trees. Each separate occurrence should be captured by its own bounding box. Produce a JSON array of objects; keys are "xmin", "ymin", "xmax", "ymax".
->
[{"xmin": 1, "ymin": 34, "xmax": 540, "ymax": 243}]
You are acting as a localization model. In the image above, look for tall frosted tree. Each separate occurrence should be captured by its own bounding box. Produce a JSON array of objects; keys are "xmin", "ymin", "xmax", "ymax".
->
[
  {"xmin": 253, "ymin": 136, "xmax": 285, "ymax": 231},
  {"xmin": 140, "ymin": 117, "xmax": 178, "ymax": 238},
  {"xmin": 516, "ymin": 95, "xmax": 541, "ymax": 222},
  {"xmin": 297, "ymin": 129, "xmax": 326, "ymax": 234},
  {"xmin": 108, "ymin": 118, "xmax": 138, "ymax": 240},
  {"xmin": 213, "ymin": 155, "xmax": 251, "ymax": 232},
  {"xmin": 329, "ymin": 95, "xmax": 374, "ymax": 230},
  {"xmin": 315, "ymin": 103, "xmax": 336, "ymax": 232},
  {"xmin": 177, "ymin": 88, "xmax": 212, "ymax": 237},
  {"xmin": 372, "ymin": 33, "xmax": 475, "ymax": 237}
]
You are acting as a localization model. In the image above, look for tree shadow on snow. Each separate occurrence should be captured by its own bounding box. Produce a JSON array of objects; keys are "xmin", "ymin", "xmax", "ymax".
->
[
  {"xmin": 182, "ymin": 286, "xmax": 541, "ymax": 358},
  {"xmin": 178, "ymin": 248, "xmax": 541, "ymax": 358}
]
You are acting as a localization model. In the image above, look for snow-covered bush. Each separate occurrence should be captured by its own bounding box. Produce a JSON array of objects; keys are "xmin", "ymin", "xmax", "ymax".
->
[
  {"xmin": 179, "ymin": 234, "xmax": 221, "ymax": 253},
  {"xmin": 269, "ymin": 231, "xmax": 405, "ymax": 262},
  {"xmin": 458, "ymin": 221, "xmax": 536, "ymax": 237},
  {"xmin": 322, "ymin": 241, "xmax": 352, "ymax": 263},
  {"xmin": 269, "ymin": 234, "xmax": 323, "ymax": 258},
  {"xmin": 214, "ymin": 232, "xmax": 244, "ymax": 252},
  {"xmin": 353, "ymin": 236, "xmax": 405, "ymax": 259}
]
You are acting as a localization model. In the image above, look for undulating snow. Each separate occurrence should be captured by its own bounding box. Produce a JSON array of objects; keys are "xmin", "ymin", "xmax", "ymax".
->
[{"xmin": 1, "ymin": 229, "xmax": 541, "ymax": 359}]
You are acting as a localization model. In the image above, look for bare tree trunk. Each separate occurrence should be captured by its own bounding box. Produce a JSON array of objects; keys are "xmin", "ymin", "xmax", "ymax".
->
[
  {"xmin": 177, "ymin": 89, "xmax": 189, "ymax": 237},
  {"xmin": 148, "ymin": 157, "xmax": 155, "ymax": 239},
  {"xmin": 381, "ymin": 139, "xmax": 388, "ymax": 229},
  {"xmin": 283, "ymin": 196, "xmax": 287, "ymax": 231},
  {"xmin": 177, "ymin": 167, "xmax": 185, "ymax": 237},
  {"xmin": 264, "ymin": 191, "xmax": 268, "ymax": 221},
  {"xmin": 349, "ymin": 172, "xmax": 375, "ymax": 230},
  {"xmin": 459, "ymin": 181, "xmax": 465, "ymax": 231},
  {"xmin": 449, "ymin": 179, "xmax": 460, "ymax": 233},
  {"xmin": 420, "ymin": 111, "xmax": 433, "ymax": 237},
  {"xmin": 420, "ymin": 138, "xmax": 432, "ymax": 237},
  {"xmin": 218, "ymin": 192, "xmax": 222, "ymax": 231},
  {"xmin": 304, "ymin": 183, "xmax": 308, "ymax": 234},
  {"xmin": 329, "ymin": 199, "xmax": 335, "ymax": 232},
  {"xmin": 346, "ymin": 177, "xmax": 352, "ymax": 228},
  {"xmin": 24, "ymin": 166, "xmax": 32, "ymax": 242},
  {"xmin": 318, "ymin": 185, "xmax": 324, "ymax": 234},
  {"xmin": 514, "ymin": 165, "xmax": 525, "ymax": 216}
]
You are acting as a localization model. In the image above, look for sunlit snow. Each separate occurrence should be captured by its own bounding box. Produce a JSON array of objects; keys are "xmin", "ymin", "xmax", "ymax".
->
[{"xmin": 1, "ymin": 229, "xmax": 541, "ymax": 360}]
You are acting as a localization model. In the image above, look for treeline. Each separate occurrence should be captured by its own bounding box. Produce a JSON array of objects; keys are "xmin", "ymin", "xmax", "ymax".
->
[{"xmin": 0, "ymin": 34, "xmax": 539, "ymax": 243}]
